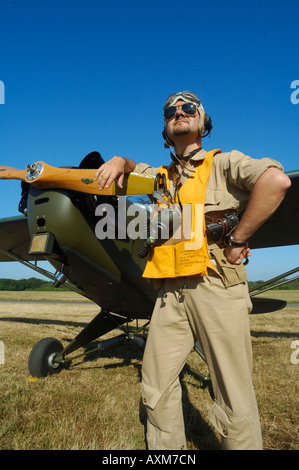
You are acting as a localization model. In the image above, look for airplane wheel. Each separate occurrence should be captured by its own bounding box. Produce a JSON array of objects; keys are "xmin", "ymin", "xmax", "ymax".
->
[{"xmin": 28, "ymin": 337, "xmax": 64, "ymax": 378}]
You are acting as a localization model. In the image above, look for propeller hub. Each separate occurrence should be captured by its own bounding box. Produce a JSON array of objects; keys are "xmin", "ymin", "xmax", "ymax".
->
[{"xmin": 26, "ymin": 162, "xmax": 44, "ymax": 181}]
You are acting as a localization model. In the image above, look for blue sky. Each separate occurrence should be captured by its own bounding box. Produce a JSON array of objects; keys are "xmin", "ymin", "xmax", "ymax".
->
[{"xmin": 0, "ymin": 0, "xmax": 298, "ymax": 281}]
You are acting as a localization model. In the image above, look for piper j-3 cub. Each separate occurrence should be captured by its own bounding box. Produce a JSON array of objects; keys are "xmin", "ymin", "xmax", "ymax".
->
[{"xmin": 0, "ymin": 151, "xmax": 298, "ymax": 381}]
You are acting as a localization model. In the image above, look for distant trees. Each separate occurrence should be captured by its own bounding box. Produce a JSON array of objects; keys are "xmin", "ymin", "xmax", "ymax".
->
[
  {"xmin": 248, "ymin": 278, "xmax": 299, "ymax": 290},
  {"xmin": 0, "ymin": 277, "xmax": 297, "ymax": 291},
  {"xmin": 0, "ymin": 277, "xmax": 68, "ymax": 291}
]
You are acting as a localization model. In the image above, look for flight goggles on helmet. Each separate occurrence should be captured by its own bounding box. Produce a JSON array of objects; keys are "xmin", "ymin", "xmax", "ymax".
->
[{"xmin": 163, "ymin": 91, "xmax": 204, "ymax": 119}]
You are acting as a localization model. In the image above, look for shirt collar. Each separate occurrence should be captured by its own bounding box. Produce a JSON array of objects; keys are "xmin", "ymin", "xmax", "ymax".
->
[
  {"xmin": 168, "ymin": 148, "xmax": 206, "ymax": 169},
  {"xmin": 189, "ymin": 148, "xmax": 206, "ymax": 162}
]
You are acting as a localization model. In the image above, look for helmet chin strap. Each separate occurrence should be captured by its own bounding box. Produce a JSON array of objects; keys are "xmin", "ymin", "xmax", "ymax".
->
[
  {"xmin": 164, "ymin": 129, "xmax": 202, "ymax": 161},
  {"xmin": 169, "ymin": 146, "xmax": 202, "ymax": 163}
]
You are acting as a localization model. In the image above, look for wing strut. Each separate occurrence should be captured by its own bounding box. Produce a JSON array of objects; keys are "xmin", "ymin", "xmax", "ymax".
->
[
  {"xmin": 0, "ymin": 248, "xmax": 86, "ymax": 297},
  {"xmin": 249, "ymin": 267, "xmax": 299, "ymax": 297}
]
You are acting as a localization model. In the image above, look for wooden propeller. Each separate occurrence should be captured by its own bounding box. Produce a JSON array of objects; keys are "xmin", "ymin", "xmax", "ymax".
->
[{"xmin": 0, "ymin": 161, "xmax": 155, "ymax": 196}]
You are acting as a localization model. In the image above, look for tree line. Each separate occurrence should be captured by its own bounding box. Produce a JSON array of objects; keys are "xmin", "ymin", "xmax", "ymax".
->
[
  {"xmin": 248, "ymin": 279, "xmax": 298, "ymax": 290},
  {"xmin": 0, "ymin": 277, "xmax": 69, "ymax": 291},
  {"xmin": 0, "ymin": 277, "xmax": 297, "ymax": 291}
]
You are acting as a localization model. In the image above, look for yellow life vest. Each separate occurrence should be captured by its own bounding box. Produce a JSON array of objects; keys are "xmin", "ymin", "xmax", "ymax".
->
[{"xmin": 142, "ymin": 149, "xmax": 221, "ymax": 279}]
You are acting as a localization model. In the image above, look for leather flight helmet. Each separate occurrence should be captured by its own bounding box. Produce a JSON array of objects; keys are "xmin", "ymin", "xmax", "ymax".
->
[{"xmin": 162, "ymin": 90, "xmax": 212, "ymax": 147}]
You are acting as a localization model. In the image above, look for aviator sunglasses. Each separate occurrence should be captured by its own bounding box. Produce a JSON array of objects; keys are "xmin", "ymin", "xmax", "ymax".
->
[{"xmin": 163, "ymin": 102, "xmax": 198, "ymax": 121}]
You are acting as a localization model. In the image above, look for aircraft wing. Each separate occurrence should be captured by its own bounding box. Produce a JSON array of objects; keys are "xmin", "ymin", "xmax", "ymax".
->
[
  {"xmin": 0, "ymin": 215, "xmax": 46, "ymax": 262},
  {"xmin": 249, "ymin": 170, "xmax": 299, "ymax": 249}
]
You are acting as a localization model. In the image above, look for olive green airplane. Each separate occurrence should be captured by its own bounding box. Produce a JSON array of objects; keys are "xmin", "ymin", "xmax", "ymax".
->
[{"xmin": 0, "ymin": 152, "xmax": 298, "ymax": 380}]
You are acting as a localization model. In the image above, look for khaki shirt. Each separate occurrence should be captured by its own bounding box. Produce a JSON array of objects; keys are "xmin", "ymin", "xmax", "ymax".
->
[{"xmin": 134, "ymin": 148, "xmax": 283, "ymax": 215}]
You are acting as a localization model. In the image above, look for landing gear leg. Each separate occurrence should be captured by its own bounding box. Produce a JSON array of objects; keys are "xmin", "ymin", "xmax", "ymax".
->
[{"xmin": 27, "ymin": 309, "xmax": 131, "ymax": 378}]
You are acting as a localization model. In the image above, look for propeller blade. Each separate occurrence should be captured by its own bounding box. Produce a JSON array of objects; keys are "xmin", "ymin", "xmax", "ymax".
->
[
  {"xmin": 0, "ymin": 166, "xmax": 27, "ymax": 180},
  {"xmin": 1, "ymin": 161, "xmax": 155, "ymax": 196}
]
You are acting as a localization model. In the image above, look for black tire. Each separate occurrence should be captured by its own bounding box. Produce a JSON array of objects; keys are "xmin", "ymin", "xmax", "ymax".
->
[{"xmin": 28, "ymin": 337, "xmax": 64, "ymax": 378}]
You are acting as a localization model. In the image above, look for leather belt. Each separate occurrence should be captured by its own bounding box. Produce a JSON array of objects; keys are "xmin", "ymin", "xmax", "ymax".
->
[{"xmin": 205, "ymin": 209, "xmax": 239, "ymax": 247}]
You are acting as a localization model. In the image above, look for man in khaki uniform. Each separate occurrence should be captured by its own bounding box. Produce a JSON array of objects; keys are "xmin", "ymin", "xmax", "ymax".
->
[{"xmin": 95, "ymin": 91, "xmax": 291, "ymax": 450}]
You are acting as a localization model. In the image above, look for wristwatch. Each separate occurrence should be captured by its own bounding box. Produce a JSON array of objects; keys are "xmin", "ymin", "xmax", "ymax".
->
[{"xmin": 227, "ymin": 234, "xmax": 248, "ymax": 248}]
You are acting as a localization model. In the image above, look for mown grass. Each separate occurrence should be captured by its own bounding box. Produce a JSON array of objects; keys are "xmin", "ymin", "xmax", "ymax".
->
[{"xmin": 0, "ymin": 290, "xmax": 298, "ymax": 450}]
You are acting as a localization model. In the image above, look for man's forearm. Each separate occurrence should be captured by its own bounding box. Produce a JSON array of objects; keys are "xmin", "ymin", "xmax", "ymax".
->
[
  {"xmin": 95, "ymin": 155, "xmax": 136, "ymax": 190},
  {"xmin": 225, "ymin": 167, "xmax": 291, "ymax": 265},
  {"xmin": 233, "ymin": 167, "xmax": 291, "ymax": 243},
  {"xmin": 120, "ymin": 157, "xmax": 137, "ymax": 173}
]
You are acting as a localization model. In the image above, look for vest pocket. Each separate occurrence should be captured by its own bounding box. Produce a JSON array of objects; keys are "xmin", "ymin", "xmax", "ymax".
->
[{"xmin": 143, "ymin": 245, "xmax": 175, "ymax": 278}]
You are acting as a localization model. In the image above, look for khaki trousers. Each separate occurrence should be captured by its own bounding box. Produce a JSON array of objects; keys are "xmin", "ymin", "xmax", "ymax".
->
[{"xmin": 141, "ymin": 271, "xmax": 263, "ymax": 450}]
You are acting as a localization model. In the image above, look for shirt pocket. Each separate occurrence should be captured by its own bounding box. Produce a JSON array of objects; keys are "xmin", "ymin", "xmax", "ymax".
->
[{"xmin": 205, "ymin": 188, "xmax": 222, "ymax": 208}]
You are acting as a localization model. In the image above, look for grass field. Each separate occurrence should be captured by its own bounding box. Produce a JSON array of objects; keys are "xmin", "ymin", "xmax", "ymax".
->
[{"xmin": 0, "ymin": 290, "xmax": 298, "ymax": 450}]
